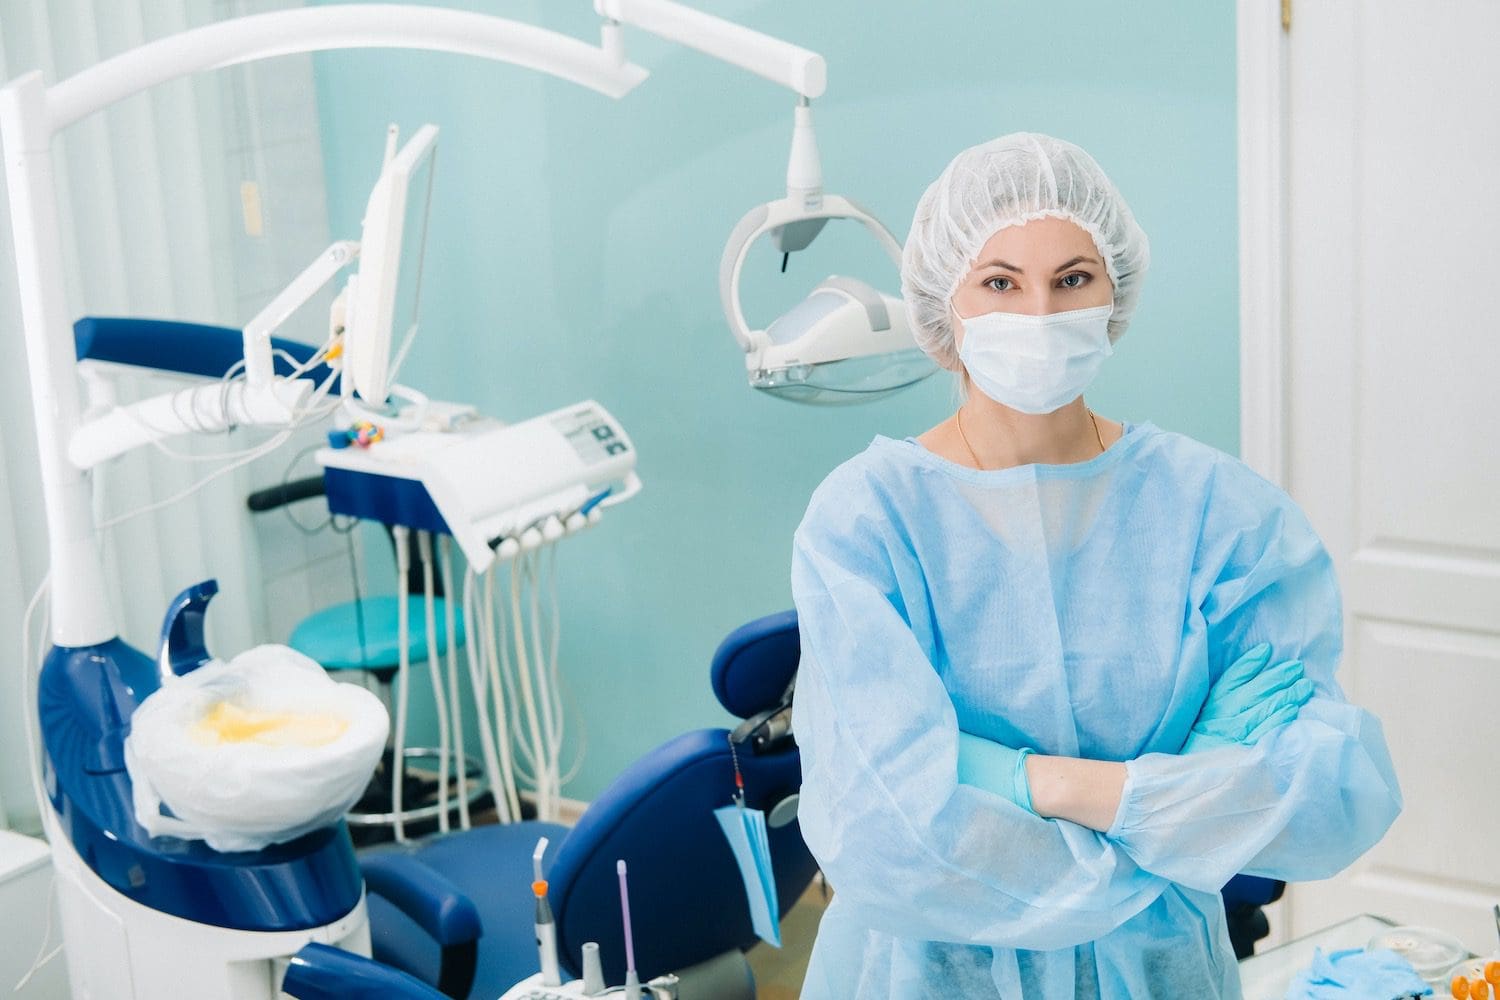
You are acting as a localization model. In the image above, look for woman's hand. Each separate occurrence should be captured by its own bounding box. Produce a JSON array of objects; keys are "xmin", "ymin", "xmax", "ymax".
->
[
  {"xmin": 1180, "ymin": 643, "xmax": 1315, "ymax": 754},
  {"xmin": 957, "ymin": 732, "xmax": 1125, "ymax": 830},
  {"xmin": 956, "ymin": 731, "xmax": 1036, "ymax": 812}
]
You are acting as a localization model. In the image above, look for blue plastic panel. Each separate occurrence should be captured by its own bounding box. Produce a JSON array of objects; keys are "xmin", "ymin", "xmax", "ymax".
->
[
  {"xmin": 283, "ymin": 943, "xmax": 448, "ymax": 1000},
  {"xmin": 39, "ymin": 638, "xmax": 363, "ymax": 932},
  {"xmin": 322, "ymin": 467, "xmax": 450, "ymax": 535},
  {"xmin": 74, "ymin": 316, "xmax": 338, "ymax": 387}
]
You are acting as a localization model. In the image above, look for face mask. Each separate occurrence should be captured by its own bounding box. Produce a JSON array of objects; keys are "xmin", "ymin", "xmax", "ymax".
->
[{"xmin": 955, "ymin": 303, "xmax": 1114, "ymax": 414}]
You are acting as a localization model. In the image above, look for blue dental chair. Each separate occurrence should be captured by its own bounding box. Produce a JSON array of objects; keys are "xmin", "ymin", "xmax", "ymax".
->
[{"xmin": 357, "ymin": 609, "xmax": 814, "ymax": 999}]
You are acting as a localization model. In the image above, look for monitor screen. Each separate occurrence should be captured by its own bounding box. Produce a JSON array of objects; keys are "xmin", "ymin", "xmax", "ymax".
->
[{"xmin": 347, "ymin": 124, "xmax": 439, "ymax": 405}]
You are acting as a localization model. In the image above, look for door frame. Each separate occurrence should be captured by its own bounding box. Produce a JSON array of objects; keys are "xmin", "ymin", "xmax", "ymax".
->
[
  {"xmin": 1237, "ymin": 0, "xmax": 1294, "ymax": 945},
  {"xmin": 1237, "ymin": 0, "xmax": 1289, "ymax": 486}
]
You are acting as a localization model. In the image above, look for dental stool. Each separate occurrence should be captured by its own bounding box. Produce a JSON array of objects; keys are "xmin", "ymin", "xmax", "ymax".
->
[
  {"xmin": 248, "ymin": 478, "xmax": 483, "ymax": 840},
  {"xmin": 362, "ymin": 609, "xmax": 815, "ymax": 1000}
]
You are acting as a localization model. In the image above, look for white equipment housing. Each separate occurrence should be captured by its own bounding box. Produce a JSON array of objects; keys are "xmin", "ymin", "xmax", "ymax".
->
[{"xmin": 318, "ymin": 400, "xmax": 641, "ymax": 573}]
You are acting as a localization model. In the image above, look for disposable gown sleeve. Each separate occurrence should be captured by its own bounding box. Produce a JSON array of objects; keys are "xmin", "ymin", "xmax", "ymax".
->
[
  {"xmin": 791, "ymin": 491, "xmax": 1168, "ymax": 950},
  {"xmin": 1105, "ymin": 458, "xmax": 1403, "ymax": 891}
]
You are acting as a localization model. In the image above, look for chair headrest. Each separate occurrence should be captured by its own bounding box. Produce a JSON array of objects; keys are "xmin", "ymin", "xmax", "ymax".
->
[{"xmin": 709, "ymin": 610, "xmax": 799, "ymax": 719}]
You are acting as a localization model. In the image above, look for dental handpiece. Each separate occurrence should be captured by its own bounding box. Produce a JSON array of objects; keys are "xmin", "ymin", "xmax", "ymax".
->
[{"xmin": 534, "ymin": 837, "xmax": 561, "ymax": 986}]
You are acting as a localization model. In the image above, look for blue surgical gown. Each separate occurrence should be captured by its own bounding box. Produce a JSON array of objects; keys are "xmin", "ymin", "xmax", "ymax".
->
[{"xmin": 790, "ymin": 422, "xmax": 1402, "ymax": 999}]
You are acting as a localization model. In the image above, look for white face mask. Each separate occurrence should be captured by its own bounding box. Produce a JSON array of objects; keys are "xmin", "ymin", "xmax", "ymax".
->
[{"xmin": 954, "ymin": 303, "xmax": 1114, "ymax": 414}]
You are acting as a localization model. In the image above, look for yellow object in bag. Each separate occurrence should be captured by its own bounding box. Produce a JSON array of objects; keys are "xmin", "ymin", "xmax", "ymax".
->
[{"xmin": 190, "ymin": 701, "xmax": 349, "ymax": 748}]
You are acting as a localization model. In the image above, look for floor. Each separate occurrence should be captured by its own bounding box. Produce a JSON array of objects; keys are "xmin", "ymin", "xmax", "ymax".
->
[{"xmin": 746, "ymin": 878, "xmax": 830, "ymax": 1000}]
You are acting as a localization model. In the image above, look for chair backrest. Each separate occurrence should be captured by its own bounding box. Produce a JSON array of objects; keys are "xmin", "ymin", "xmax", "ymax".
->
[
  {"xmin": 547, "ymin": 611, "xmax": 815, "ymax": 985},
  {"xmin": 710, "ymin": 609, "xmax": 798, "ymax": 718}
]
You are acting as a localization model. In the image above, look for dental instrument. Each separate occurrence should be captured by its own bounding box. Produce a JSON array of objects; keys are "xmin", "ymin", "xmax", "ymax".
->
[
  {"xmin": 535, "ymin": 836, "xmax": 562, "ymax": 987},
  {"xmin": 580, "ymin": 942, "xmax": 607, "ymax": 995},
  {"xmin": 619, "ymin": 859, "xmax": 642, "ymax": 1000},
  {"xmin": 494, "ymin": 857, "xmax": 677, "ymax": 1000}
]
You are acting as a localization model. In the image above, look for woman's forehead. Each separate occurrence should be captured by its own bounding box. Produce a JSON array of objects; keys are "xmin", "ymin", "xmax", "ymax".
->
[{"xmin": 974, "ymin": 216, "xmax": 1102, "ymax": 266}]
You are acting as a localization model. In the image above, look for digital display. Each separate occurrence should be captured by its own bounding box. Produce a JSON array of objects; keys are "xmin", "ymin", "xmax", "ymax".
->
[{"xmin": 553, "ymin": 407, "xmax": 630, "ymax": 465}]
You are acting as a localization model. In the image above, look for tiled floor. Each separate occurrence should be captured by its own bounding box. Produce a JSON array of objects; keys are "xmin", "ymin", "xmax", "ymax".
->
[{"xmin": 746, "ymin": 878, "xmax": 830, "ymax": 1000}]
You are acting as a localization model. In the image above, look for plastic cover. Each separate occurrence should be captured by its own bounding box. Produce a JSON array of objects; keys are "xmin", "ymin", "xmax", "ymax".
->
[{"xmin": 125, "ymin": 644, "xmax": 388, "ymax": 853}]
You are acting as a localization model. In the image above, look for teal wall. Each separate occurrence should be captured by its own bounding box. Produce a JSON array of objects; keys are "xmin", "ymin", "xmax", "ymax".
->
[{"xmin": 311, "ymin": 0, "xmax": 1238, "ymax": 801}]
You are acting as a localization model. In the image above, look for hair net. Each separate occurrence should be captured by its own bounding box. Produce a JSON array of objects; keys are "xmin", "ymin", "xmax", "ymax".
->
[{"xmin": 901, "ymin": 132, "xmax": 1150, "ymax": 371}]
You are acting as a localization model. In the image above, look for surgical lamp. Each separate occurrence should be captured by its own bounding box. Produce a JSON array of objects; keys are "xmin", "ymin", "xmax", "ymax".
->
[{"xmin": 718, "ymin": 101, "xmax": 937, "ymax": 405}]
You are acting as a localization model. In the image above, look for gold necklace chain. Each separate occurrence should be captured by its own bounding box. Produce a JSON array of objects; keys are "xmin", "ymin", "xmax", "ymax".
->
[{"xmin": 955, "ymin": 406, "xmax": 1106, "ymax": 470}]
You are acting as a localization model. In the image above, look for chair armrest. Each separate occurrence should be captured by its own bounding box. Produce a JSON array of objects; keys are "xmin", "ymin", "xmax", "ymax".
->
[
  {"xmin": 361, "ymin": 853, "xmax": 482, "ymax": 998},
  {"xmin": 282, "ymin": 943, "xmax": 449, "ymax": 1000}
]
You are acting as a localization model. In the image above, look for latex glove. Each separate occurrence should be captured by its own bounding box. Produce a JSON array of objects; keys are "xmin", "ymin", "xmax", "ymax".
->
[
  {"xmin": 1182, "ymin": 642, "xmax": 1316, "ymax": 754},
  {"xmin": 956, "ymin": 731, "xmax": 1035, "ymax": 814},
  {"xmin": 1282, "ymin": 946, "xmax": 1431, "ymax": 999}
]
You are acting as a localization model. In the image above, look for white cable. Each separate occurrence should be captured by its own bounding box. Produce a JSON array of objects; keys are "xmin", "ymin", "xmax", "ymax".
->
[
  {"xmin": 494, "ymin": 564, "xmax": 537, "ymax": 782},
  {"xmin": 392, "ymin": 525, "xmax": 411, "ymax": 842},
  {"xmin": 498, "ymin": 557, "xmax": 536, "ymax": 785},
  {"xmin": 12, "ymin": 874, "xmax": 62, "ymax": 992},
  {"xmin": 18, "ymin": 574, "xmax": 52, "ymax": 833},
  {"xmin": 98, "ymin": 426, "xmax": 293, "ymax": 531},
  {"xmin": 483, "ymin": 565, "xmax": 522, "ymax": 820},
  {"xmin": 509, "ymin": 553, "xmax": 550, "ymax": 820},
  {"xmin": 14, "ymin": 577, "xmax": 62, "ymax": 992},
  {"xmin": 460, "ymin": 570, "xmax": 510, "ymax": 824},
  {"xmin": 417, "ymin": 531, "xmax": 451, "ymax": 833},
  {"xmin": 440, "ymin": 537, "xmax": 470, "ymax": 829},
  {"xmin": 544, "ymin": 543, "xmax": 587, "ymax": 786},
  {"xmin": 526, "ymin": 547, "xmax": 561, "ymax": 813},
  {"xmin": 98, "ymin": 368, "xmax": 340, "ymax": 532},
  {"xmin": 109, "ymin": 343, "xmax": 334, "ymax": 465}
]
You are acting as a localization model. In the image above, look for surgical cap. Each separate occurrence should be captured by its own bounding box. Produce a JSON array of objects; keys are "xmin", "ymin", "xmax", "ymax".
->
[{"xmin": 900, "ymin": 132, "xmax": 1150, "ymax": 371}]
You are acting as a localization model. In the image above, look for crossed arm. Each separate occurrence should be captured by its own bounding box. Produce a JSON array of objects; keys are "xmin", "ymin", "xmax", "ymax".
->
[{"xmin": 975, "ymin": 644, "xmax": 1316, "ymax": 833}]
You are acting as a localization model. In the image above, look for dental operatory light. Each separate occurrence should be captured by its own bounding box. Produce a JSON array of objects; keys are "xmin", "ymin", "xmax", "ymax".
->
[{"xmin": 719, "ymin": 99, "xmax": 937, "ymax": 404}]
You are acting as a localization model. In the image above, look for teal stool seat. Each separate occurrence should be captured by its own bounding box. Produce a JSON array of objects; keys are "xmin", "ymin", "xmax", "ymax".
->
[
  {"xmin": 289, "ymin": 593, "xmax": 480, "ymax": 837},
  {"xmin": 290, "ymin": 596, "xmax": 465, "ymax": 671}
]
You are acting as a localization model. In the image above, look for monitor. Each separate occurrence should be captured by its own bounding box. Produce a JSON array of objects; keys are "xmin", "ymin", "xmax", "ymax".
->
[{"xmin": 345, "ymin": 123, "xmax": 439, "ymax": 405}]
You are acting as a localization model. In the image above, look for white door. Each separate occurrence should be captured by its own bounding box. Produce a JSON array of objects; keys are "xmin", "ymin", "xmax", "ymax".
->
[{"xmin": 1260, "ymin": 0, "xmax": 1500, "ymax": 948}]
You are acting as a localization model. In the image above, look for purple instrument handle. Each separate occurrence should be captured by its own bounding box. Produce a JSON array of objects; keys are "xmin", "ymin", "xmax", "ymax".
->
[{"xmin": 616, "ymin": 859, "xmax": 636, "ymax": 973}]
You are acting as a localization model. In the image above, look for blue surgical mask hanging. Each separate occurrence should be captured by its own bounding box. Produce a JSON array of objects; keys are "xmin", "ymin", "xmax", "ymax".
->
[{"xmin": 714, "ymin": 736, "xmax": 781, "ymax": 948}]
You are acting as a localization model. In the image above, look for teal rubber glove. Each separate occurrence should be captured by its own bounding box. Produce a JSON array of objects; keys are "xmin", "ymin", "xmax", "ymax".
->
[
  {"xmin": 1182, "ymin": 642, "xmax": 1317, "ymax": 753},
  {"xmin": 956, "ymin": 731, "xmax": 1035, "ymax": 813}
]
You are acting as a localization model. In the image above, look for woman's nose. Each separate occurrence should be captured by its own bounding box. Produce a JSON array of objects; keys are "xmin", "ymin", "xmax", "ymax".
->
[{"xmin": 1012, "ymin": 288, "xmax": 1061, "ymax": 316}]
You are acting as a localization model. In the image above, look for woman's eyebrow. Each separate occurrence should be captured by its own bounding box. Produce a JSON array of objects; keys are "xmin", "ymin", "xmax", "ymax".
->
[
  {"xmin": 974, "ymin": 255, "xmax": 1101, "ymax": 275},
  {"xmin": 975, "ymin": 259, "xmax": 1024, "ymax": 273}
]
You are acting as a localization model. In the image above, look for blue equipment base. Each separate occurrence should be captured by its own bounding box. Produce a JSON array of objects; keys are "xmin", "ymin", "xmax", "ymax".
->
[{"xmin": 40, "ymin": 638, "xmax": 364, "ymax": 931}]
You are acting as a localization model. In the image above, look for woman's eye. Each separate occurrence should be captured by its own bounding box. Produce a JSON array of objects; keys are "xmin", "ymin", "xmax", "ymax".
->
[
  {"xmin": 985, "ymin": 276, "xmax": 1013, "ymax": 292},
  {"xmin": 1059, "ymin": 272, "xmax": 1091, "ymax": 289}
]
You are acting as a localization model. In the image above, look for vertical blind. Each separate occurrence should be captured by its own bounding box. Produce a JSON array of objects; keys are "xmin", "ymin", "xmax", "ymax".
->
[{"xmin": 0, "ymin": 0, "xmax": 351, "ymax": 831}]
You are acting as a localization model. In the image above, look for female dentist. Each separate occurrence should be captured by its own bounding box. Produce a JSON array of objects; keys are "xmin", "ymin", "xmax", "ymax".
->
[{"xmin": 790, "ymin": 132, "xmax": 1402, "ymax": 998}]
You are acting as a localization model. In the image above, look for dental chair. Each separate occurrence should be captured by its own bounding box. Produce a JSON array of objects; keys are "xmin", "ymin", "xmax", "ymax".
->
[{"xmin": 357, "ymin": 608, "xmax": 813, "ymax": 1000}]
